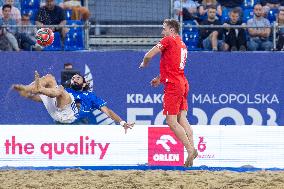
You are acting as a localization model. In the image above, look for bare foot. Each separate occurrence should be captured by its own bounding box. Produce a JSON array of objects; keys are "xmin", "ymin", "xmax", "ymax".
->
[
  {"xmin": 12, "ymin": 84, "xmax": 26, "ymax": 92},
  {"xmin": 184, "ymin": 155, "xmax": 193, "ymax": 167},
  {"xmin": 19, "ymin": 90, "xmax": 30, "ymax": 98},
  {"xmin": 12, "ymin": 84, "xmax": 31, "ymax": 98},
  {"xmin": 184, "ymin": 149, "xmax": 198, "ymax": 167}
]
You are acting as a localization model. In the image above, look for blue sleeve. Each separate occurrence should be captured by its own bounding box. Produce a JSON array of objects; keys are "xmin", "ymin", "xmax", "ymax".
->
[{"xmin": 90, "ymin": 93, "xmax": 107, "ymax": 109}]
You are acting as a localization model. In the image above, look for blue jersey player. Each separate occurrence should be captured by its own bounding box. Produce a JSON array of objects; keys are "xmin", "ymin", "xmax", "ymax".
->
[
  {"xmin": 66, "ymin": 74, "xmax": 134, "ymax": 133},
  {"xmin": 13, "ymin": 71, "xmax": 134, "ymax": 133}
]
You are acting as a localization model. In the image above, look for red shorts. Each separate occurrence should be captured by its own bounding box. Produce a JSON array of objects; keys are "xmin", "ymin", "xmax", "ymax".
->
[{"xmin": 163, "ymin": 81, "xmax": 189, "ymax": 115}]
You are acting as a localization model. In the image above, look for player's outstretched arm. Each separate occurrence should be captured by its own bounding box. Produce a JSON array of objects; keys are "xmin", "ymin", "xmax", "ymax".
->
[
  {"xmin": 100, "ymin": 106, "xmax": 134, "ymax": 134},
  {"xmin": 139, "ymin": 46, "xmax": 161, "ymax": 68}
]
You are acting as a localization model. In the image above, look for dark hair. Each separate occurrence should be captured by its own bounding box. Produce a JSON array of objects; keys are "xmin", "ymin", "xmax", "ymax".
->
[
  {"xmin": 230, "ymin": 7, "xmax": 240, "ymax": 15},
  {"xmin": 254, "ymin": 3, "xmax": 262, "ymax": 8},
  {"xmin": 163, "ymin": 19, "xmax": 180, "ymax": 34},
  {"xmin": 74, "ymin": 73, "xmax": 90, "ymax": 91},
  {"xmin": 207, "ymin": 4, "xmax": 217, "ymax": 10},
  {"xmin": 64, "ymin": 63, "xmax": 73, "ymax": 69},
  {"xmin": 22, "ymin": 13, "xmax": 30, "ymax": 18},
  {"xmin": 2, "ymin": 4, "xmax": 11, "ymax": 11}
]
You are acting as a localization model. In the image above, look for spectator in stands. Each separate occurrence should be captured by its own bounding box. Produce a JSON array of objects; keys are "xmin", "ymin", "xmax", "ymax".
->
[
  {"xmin": 276, "ymin": 8, "xmax": 284, "ymax": 50},
  {"xmin": 0, "ymin": 4, "xmax": 20, "ymax": 51},
  {"xmin": 174, "ymin": 0, "xmax": 200, "ymax": 22},
  {"xmin": 199, "ymin": 5, "xmax": 223, "ymax": 51},
  {"xmin": 18, "ymin": 14, "xmax": 42, "ymax": 51},
  {"xmin": 217, "ymin": 0, "xmax": 243, "ymax": 20},
  {"xmin": 40, "ymin": 0, "xmax": 63, "ymax": 6},
  {"xmin": 199, "ymin": 0, "xmax": 222, "ymax": 18},
  {"xmin": 36, "ymin": 0, "xmax": 67, "ymax": 41},
  {"xmin": 217, "ymin": 0, "xmax": 244, "ymax": 9},
  {"xmin": 0, "ymin": 25, "xmax": 12, "ymax": 50},
  {"xmin": 247, "ymin": 3, "xmax": 273, "ymax": 51},
  {"xmin": 60, "ymin": 0, "xmax": 90, "ymax": 21},
  {"xmin": 260, "ymin": 0, "xmax": 281, "ymax": 9},
  {"xmin": 0, "ymin": 0, "xmax": 20, "ymax": 9},
  {"xmin": 19, "ymin": 14, "xmax": 36, "ymax": 40},
  {"xmin": 223, "ymin": 8, "xmax": 247, "ymax": 51},
  {"xmin": 260, "ymin": 0, "xmax": 280, "ymax": 21},
  {"xmin": 0, "ymin": 0, "xmax": 20, "ymax": 23},
  {"xmin": 1, "ymin": 5, "xmax": 39, "ymax": 51}
]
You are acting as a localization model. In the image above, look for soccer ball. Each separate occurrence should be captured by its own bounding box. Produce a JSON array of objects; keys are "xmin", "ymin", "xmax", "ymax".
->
[{"xmin": 35, "ymin": 28, "xmax": 54, "ymax": 47}]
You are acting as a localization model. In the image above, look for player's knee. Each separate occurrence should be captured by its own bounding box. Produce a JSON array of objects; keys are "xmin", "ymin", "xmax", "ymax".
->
[
  {"xmin": 45, "ymin": 74, "xmax": 56, "ymax": 81},
  {"xmin": 44, "ymin": 74, "xmax": 54, "ymax": 80},
  {"xmin": 166, "ymin": 117, "xmax": 177, "ymax": 128},
  {"xmin": 44, "ymin": 74, "xmax": 57, "ymax": 87},
  {"xmin": 212, "ymin": 31, "xmax": 218, "ymax": 36}
]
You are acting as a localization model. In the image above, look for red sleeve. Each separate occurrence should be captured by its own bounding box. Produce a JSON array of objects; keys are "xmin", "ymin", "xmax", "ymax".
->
[{"xmin": 156, "ymin": 36, "xmax": 171, "ymax": 52}]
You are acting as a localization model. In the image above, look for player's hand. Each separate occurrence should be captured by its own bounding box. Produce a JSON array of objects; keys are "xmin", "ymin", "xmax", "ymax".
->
[
  {"xmin": 150, "ymin": 77, "xmax": 160, "ymax": 87},
  {"xmin": 123, "ymin": 122, "xmax": 135, "ymax": 134},
  {"xmin": 139, "ymin": 62, "xmax": 148, "ymax": 68}
]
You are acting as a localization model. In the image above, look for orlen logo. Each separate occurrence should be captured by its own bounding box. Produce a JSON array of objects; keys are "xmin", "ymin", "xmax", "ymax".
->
[
  {"xmin": 148, "ymin": 127, "xmax": 184, "ymax": 166},
  {"xmin": 156, "ymin": 135, "xmax": 177, "ymax": 151}
]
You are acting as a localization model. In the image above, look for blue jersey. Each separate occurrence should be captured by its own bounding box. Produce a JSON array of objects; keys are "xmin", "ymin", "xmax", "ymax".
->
[{"xmin": 65, "ymin": 88, "xmax": 107, "ymax": 120}]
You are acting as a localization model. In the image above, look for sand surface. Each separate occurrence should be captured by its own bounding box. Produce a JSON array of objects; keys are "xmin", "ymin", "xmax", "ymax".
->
[{"xmin": 0, "ymin": 169, "xmax": 283, "ymax": 189}]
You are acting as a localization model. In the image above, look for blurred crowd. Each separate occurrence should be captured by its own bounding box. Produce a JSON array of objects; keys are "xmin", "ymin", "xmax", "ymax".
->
[
  {"xmin": 1, "ymin": 0, "xmax": 284, "ymax": 51},
  {"xmin": 175, "ymin": 0, "xmax": 284, "ymax": 51},
  {"xmin": 0, "ymin": 0, "xmax": 89, "ymax": 51}
]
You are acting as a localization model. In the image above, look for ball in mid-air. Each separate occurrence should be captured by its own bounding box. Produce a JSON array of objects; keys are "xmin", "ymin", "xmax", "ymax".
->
[{"xmin": 35, "ymin": 28, "xmax": 54, "ymax": 47}]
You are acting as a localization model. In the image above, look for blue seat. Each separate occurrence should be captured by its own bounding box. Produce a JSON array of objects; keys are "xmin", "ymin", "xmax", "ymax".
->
[
  {"xmin": 268, "ymin": 9, "xmax": 278, "ymax": 23},
  {"xmin": 64, "ymin": 32, "xmax": 84, "ymax": 51},
  {"xmin": 67, "ymin": 20, "xmax": 84, "ymax": 34},
  {"xmin": 43, "ymin": 32, "xmax": 62, "ymax": 51},
  {"xmin": 243, "ymin": 0, "xmax": 255, "ymax": 8},
  {"xmin": 183, "ymin": 20, "xmax": 198, "ymax": 33},
  {"xmin": 182, "ymin": 30, "xmax": 200, "ymax": 51},
  {"xmin": 65, "ymin": 9, "xmax": 72, "ymax": 20},
  {"xmin": 64, "ymin": 20, "xmax": 85, "ymax": 51},
  {"xmin": 21, "ymin": 0, "xmax": 40, "ymax": 10},
  {"xmin": 21, "ymin": 8, "xmax": 38, "ymax": 22},
  {"xmin": 243, "ymin": 8, "xmax": 254, "ymax": 23},
  {"xmin": 221, "ymin": 8, "xmax": 230, "ymax": 23}
]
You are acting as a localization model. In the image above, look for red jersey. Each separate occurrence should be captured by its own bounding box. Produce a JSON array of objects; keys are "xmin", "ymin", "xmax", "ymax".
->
[{"xmin": 156, "ymin": 35, "xmax": 188, "ymax": 84}]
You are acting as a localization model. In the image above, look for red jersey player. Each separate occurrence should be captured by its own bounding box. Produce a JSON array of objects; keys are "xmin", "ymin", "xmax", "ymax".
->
[{"xmin": 139, "ymin": 19, "xmax": 198, "ymax": 167}]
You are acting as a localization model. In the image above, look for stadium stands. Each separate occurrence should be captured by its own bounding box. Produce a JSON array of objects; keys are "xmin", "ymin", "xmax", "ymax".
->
[
  {"xmin": 1, "ymin": 0, "xmax": 284, "ymax": 51},
  {"xmin": 43, "ymin": 31, "xmax": 62, "ymax": 51}
]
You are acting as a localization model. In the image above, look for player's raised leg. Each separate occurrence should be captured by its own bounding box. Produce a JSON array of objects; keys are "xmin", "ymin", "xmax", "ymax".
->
[
  {"xmin": 13, "ymin": 84, "xmax": 42, "ymax": 102},
  {"xmin": 32, "ymin": 71, "xmax": 72, "ymax": 109},
  {"xmin": 166, "ymin": 115, "xmax": 195, "ymax": 167},
  {"xmin": 13, "ymin": 71, "xmax": 58, "ymax": 94}
]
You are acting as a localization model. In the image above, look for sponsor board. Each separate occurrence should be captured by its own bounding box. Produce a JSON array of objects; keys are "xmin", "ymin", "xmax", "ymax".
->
[
  {"xmin": 0, "ymin": 125, "xmax": 283, "ymax": 168},
  {"xmin": 148, "ymin": 127, "xmax": 184, "ymax": 166},
  {"xmin": 0, "ymin": 125, "xmax": 147, "ymax": 167},
  {"xmin": 1, "ymin": 52, "xmax": 284, "ymax": 125}
]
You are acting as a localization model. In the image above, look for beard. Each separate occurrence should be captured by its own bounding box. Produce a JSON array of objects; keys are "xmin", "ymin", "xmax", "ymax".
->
[{"xmin": 70, "ymin": 83, "xmax": 83, "ymax": 91}]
